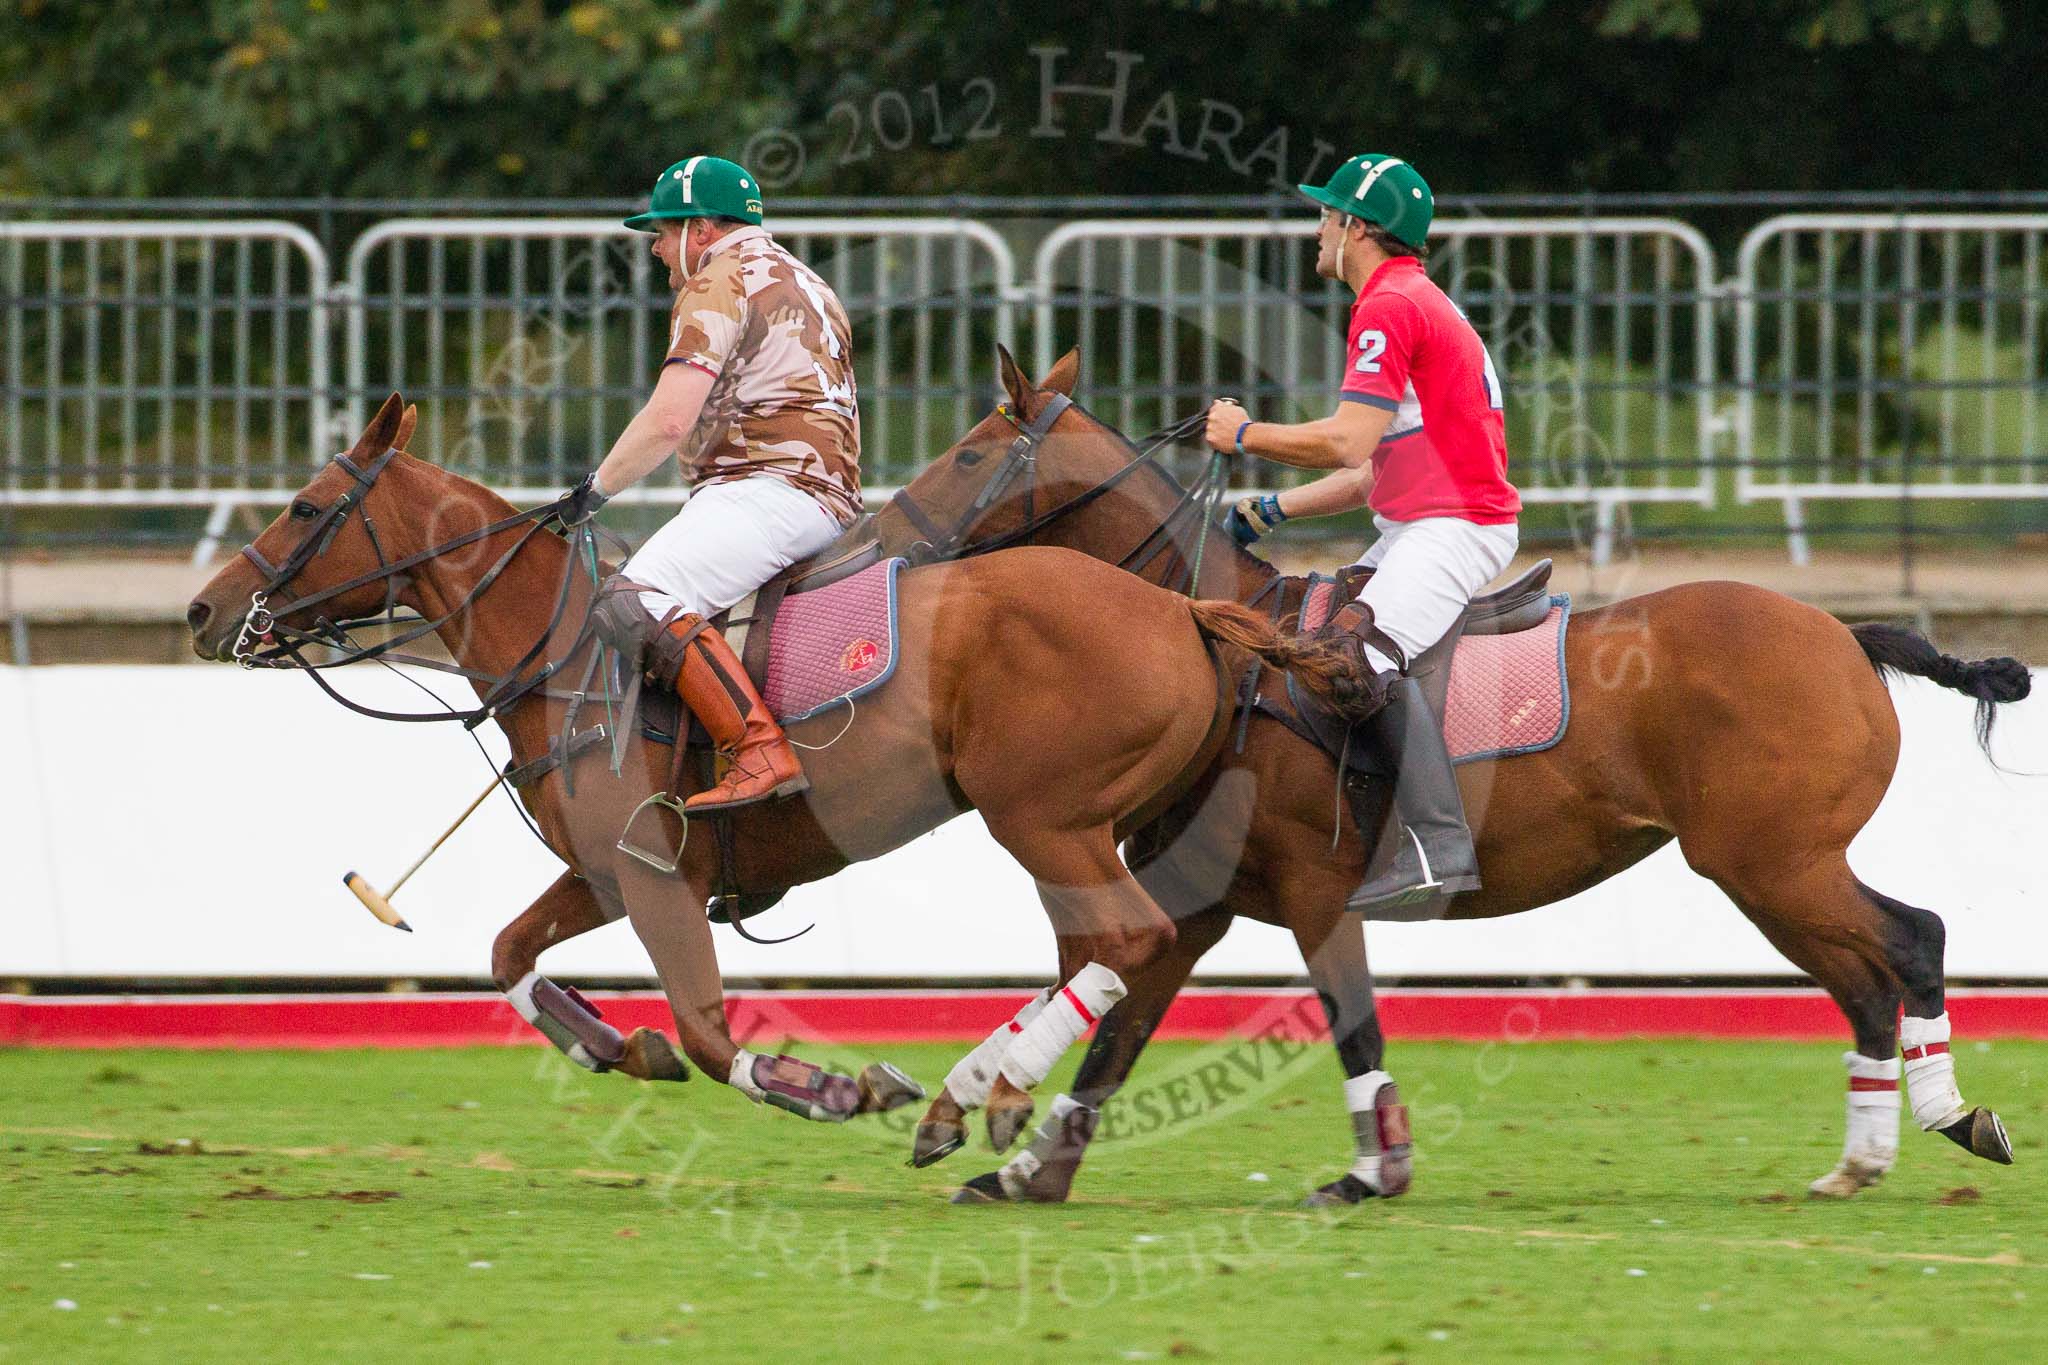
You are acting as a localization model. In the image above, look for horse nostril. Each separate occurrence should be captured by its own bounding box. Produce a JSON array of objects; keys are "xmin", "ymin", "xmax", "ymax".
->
[{"xmin": 187, "ymin": 601, "xmax": 212, "ymax": 636}]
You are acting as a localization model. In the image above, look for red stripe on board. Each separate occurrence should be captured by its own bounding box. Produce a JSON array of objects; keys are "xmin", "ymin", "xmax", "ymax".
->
[
  {"xmin": 1903, "ymin": 1041, "xmax": 1950, "ymax": 1061},
  {"xmin": 1849, "ymin": 1076, "xmax": 1900, "ymax": 1091},
  {"xmin": 5, "ymin": 988, "xmax": 2048, "ymax": 1050}
]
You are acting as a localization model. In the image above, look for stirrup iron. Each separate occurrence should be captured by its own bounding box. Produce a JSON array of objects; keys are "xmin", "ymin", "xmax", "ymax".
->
[{"xmin": 617, "ymin": 792, "xmax": 690, "ymax": 875}]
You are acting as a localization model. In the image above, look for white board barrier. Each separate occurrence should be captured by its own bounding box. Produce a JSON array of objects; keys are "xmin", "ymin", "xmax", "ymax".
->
[{"xmin": 1, "ymin": 665, "xmax": 2042, "ymax": 980}]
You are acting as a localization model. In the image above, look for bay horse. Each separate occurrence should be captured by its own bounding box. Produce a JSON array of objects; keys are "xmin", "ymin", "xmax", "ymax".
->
[
  {"xmin": 877, "ymin": 347, "xmax": 2030, "ymax": 1204},
  {"xmin": 185, "ymin": 393, "xmax": 1370, "ymax": 1128}
]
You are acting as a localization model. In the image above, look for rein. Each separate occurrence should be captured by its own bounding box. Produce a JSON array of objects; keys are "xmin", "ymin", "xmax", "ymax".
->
[
  {"xmin": 232, "ymin": 447, "xmax": 614, "ymax": 730},
  {"xmin": 886, "ymin": 400, "xmax": 1227, "ymax": 595}
]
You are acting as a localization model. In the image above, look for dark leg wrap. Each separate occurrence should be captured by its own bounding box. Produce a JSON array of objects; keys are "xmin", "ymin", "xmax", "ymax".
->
[
  {"xmin": 744, "ymin": 1053, "xmax": 862, "ymax": 1123},
  {"xmin": 509, "ymin": 972, "xmax": 626, "ymax": 1072}
]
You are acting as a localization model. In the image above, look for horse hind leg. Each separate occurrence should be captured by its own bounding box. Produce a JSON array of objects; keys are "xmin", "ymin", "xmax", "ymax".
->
[
  {"xmin": 1703, "ymin": 860, "xmax": 1907, "ymax": 1198},
  {"xmin": 1863, "ymin": 880, "xmax": 2015, "ymax": 1165}
]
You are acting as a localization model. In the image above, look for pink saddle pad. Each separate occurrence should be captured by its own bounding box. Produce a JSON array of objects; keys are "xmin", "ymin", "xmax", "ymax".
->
[
  {"xmin": 762, "ymin": 558, "xmax": 905, "ymax": 724},
  {"xmin": 1297, "ymin": 581, "xmax": 1570, "ymax": 764},
  {"xmin": 1443, "ymin": 601, "xmax": 1570, "ymax": 763}
]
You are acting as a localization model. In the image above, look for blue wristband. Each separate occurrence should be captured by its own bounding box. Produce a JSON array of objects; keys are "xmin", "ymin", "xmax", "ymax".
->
[{"xmin": 1234, "ymin": 421, "xmax": 1253, "ymax": 457}]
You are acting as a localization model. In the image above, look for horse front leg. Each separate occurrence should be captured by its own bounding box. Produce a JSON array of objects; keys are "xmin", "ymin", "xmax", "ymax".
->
[
  {"xmin": 952, "ymin": 907, "xmax": 1233, "ymax": 1205},
  {"xmin": 1285, "ymin": 897, "xmax": 1411, "ymax": 1205},
  {"xmin": 492, "ymin": 870, "xmax": 687, "ymax": 1082},
  {"xmin": 616, "ymin": 852, "xmax": 921, "ymax": 1122}
]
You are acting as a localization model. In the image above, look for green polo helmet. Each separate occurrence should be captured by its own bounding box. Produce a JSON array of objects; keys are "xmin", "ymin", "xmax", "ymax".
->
[
  {"xmin": 623, "ymin": 155, "xmax": 764, "ymax": 231},
  {"xmin": 1298, "ymin": 154, "xmax": 1433, "ymax": 249}
]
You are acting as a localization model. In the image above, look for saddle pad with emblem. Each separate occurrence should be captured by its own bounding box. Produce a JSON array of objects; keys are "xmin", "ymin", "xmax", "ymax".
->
[
  {"xmin": 1299, "ymin": 585, "xmax": 1571, "ymax": 764},
  {"xmin": 761, "ymin": 556, "xmax": 905, "ymax": 724}
]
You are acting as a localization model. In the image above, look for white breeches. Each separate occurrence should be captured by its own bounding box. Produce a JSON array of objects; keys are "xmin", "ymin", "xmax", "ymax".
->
[
  {"xmin": 1351, "ymin": 514, "xmax": 1521, "ymax": 672},
  {"xmin": 624, "ymin": 476, "xmax": 842, "ymax": 619}
]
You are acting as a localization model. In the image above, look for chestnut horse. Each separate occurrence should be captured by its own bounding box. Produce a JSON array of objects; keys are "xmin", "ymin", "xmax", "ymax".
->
[
  {"xmin": 185, "ymin": 393, "xmax": 1369, "ymax": 1128},
  {"xmin": 877, "ymin": 348, "xmax": 2029, "ymax": 1205}
]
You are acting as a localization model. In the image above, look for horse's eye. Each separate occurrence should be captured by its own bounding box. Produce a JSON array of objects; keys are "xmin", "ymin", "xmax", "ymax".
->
[
  {"xmin": 955, "ymin": 447, "xmax": 984, "ymax": 468},
  {"xmin": 291, "ymin": 499, "xmax": 319, "ymax": 520}
]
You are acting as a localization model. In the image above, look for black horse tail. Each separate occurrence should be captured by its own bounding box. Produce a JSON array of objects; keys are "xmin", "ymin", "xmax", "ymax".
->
[{"xmin": 1849, "ymin": 622, "xmax": 2032, "ymax": 758}]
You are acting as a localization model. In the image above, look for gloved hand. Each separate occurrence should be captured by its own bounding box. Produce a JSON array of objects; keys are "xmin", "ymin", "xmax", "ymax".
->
[
  {"xmin": 561, "ymin": 471, "xmax": 611, "ymax": 527},
  {"xmin": 1224, "ymin": 492, "xmax": 1288, "ymax": 547}
]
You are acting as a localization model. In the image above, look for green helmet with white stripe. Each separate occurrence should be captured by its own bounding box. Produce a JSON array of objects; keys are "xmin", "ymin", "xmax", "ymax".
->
[
  {"xmin": 623, "ymin": 155, "xmax": 765, "ymax": 230},
  {"xmin": 1298, "ymin": 153, "xmax": 1433, "ymax": 249}
]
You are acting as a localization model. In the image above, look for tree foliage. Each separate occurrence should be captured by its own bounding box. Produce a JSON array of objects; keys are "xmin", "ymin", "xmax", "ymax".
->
[{"xmin": 0, "ymin": 0, "xmax": 2033, "ymax": 200}]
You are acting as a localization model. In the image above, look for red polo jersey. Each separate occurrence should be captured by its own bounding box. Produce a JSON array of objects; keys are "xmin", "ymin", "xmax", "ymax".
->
[{"xmin": 1339, "ymin": 257, "xmax": 1520, "ymax": 524}]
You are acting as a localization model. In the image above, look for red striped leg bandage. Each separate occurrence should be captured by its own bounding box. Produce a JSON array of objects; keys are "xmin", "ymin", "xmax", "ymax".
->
[
  {"xmin": 1901, "ymin": 1012, "xmax": 1968, "ymax": 1131},
  {"xmin": 998, "ymin": 963, "xmax": 1127, "ymax": 1092},
  {"xmin": 943, "ymin": 988, "xmax": 1054, "ymax": 1110},
  {"xmin": 1838, "ymin": 1051, "xmax": 1901, "ymax": 1168}
]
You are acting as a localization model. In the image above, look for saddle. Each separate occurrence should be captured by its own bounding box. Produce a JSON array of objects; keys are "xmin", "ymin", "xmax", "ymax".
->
[
  {"xmin": 635, "ymin": 520, "xmax": 896, "ymax": 746},
  {"xmin": 1260, "ymin": 559, "xmax": 1570, "ymax": 880}
]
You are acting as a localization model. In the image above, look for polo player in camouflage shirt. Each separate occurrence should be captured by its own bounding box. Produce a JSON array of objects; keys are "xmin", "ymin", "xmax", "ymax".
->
[{"xmin": 562, "ymin": 155, "xmax": 863, "ymax": 812}]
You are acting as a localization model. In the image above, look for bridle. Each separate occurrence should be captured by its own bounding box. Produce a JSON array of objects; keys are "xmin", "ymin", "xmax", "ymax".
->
[
  {"xmin": 231, "ymin": 447, "xmax": 606, "ymax": 729},
  {"xmin": 885, "ymin": 396, "xmax": 1236, "ymax": 595}
]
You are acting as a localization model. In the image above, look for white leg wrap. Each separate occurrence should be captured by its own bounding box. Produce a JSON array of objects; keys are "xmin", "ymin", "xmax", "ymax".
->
[
  {"xmin": 1839, "ymin": 1051, "xmax": 1902, "ymax": 1168},
  {"xmin": 996, "ymin": 1093, "xmax": 1086, "ymax": 1200},
  {"xmin": 998, "ymin": 963, "xmax": 1127, "ymax": 1092},
  {"xmin": 943, "ymin": 989, "xmax": 1053, "ymax": 1110},
  {"xmin": 1902, "ymin": 1012, "xmax": 1969, "ymax": 1131},
  {"xmin": 1343, "ymin": 1070, "xmax": 1395, "ymax": 1185},
  {"xmin": 727, "ymin": 1048, "xmax": 767, "ymax": 1103}
]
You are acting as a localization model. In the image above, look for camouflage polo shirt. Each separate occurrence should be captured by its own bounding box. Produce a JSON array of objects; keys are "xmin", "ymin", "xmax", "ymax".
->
[{"xmin": 662, "ymin": 226, "xmax": 863, "ymax": 526}]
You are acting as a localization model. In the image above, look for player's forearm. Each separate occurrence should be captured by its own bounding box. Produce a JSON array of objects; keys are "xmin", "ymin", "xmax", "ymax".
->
[
  {"xmin": 1275, "ymin": 464, "xmax": 1374, "ymax": 520},
  {"xmin": 1237, "ymin": 415, "xmax": 1366, "ymax": 471}
]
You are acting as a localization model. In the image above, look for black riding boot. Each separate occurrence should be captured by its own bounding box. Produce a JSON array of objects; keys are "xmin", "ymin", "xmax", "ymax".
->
[{"xmin": 1346, "ymin": 672, "xmax": 1482, "ymax": 917}]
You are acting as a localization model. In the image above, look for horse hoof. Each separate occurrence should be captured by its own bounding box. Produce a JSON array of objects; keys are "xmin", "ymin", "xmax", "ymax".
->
[
  {"xmin": 857, "ymin": 1062, "xmax": 925, "ymax": 1115},
  {"xmin": 951, "ymin": 1172, "xmax": 1009, "ymax": 1204},
  {"xmin": 619, "ymin": 1028, "xmax": 690, "ymax": 1083},
  {"xmin": 1302, "ymin": 1171, "xmax": 1408, "ymax": 1207},
  {"xmin": 986, "ymin": 1099, "xmax": 1033, "ymax": 1155},
  {"xmin": 1939, "ymin": 1107, "xmax": 2014, "ymax": 1165},
  {"xmin": 1808, "ymin": 1157, "xmax": 1889, "ymax": 1199},
  {"xmin": 911, "ymin": 1120, "xmax": 967, "ymax": 1169}
]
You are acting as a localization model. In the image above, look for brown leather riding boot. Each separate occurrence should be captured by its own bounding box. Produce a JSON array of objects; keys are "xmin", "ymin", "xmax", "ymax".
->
[{"xmin": 650, "ymin": 614, "xmax": 809, "ymax": 813}]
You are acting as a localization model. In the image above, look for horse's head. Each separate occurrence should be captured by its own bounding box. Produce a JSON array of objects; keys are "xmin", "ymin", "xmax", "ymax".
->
[
  {"xmin": 877, "ymin": 345, "xmax": 1146, "ymax": 559},
  {"xmin": 187, "ymin": 393, "xmax": 424, "ymax": 663}
]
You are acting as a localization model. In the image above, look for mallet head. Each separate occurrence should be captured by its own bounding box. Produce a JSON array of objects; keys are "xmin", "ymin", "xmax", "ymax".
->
[{"xmin": 342, "ymin": 871, "xmax": 413, "ymax": 932}]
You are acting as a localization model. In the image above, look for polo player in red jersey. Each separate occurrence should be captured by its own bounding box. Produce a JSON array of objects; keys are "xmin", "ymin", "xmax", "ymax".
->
[{"xmin": 1207, "ymin": 153, "xmax": 1521, "ymax": 918}]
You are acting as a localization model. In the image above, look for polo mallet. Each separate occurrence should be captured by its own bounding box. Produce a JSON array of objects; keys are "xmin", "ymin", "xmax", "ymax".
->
[{"xmin": 342, "ymin": 775, "xmax": 502, "ymax": 932}]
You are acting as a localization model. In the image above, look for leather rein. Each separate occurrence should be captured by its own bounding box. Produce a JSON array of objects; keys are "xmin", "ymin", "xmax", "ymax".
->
[{"xmin": 886, "ymin": 397, "xmax": 1229, "ymax": 595}]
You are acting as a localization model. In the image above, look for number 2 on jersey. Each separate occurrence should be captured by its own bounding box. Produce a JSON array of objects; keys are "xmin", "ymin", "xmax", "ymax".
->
[{"xmin": 1353, "ymin": 329, "xmax": 1386, "ymax": 374}]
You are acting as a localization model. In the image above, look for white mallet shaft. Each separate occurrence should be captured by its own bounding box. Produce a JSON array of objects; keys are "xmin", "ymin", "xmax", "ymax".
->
[{"xmin": 342, "ymin": 775, "xmax": 502, "ymax": 932}]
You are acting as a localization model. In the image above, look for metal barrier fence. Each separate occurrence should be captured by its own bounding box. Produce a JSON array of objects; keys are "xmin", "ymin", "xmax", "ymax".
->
[
  {"xmin": 345, "ymin": 218, "xmax": 1016, "ymax": 496},
  {"xmin": 1034, "ymin": 218, "xmax": 1718, "ymax": 558},
  {"xmin": 5, "ymin": 210, "xmax": 2046, "ymax": 563},
  {"xmin": 1735, "ymin": 214, "xmax": 2048, "ymax": 559},
  {"xmin": 1, "ymin": 220, "xmax": 330, "ymax": 502}
]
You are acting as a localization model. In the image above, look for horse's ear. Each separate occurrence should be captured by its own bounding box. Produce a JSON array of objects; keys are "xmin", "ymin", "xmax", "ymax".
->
[
  {"xmin": 394, "ymin": 403, "xmax": 419, "ymax": 454},
  {"xmin": 350, "ymin": 392, "xmax": 405, "ymax": 462},
  {"xmin": 995, "ymin": 343, "xmax": 1032, "ymax": 416},
  {"xmin": 1039, "ymin": 349, "xmax": 1079, "ymax": 397}
]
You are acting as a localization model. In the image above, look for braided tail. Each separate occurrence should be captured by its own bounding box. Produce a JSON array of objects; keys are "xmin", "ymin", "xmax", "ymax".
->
[
  {"xmin": 1187, "ymin": 599, "xmax": 1378, "ymax": 722},
  {"xmin": 1849, "ymin": 622, "xmax": 2031, "ymax": 758}
]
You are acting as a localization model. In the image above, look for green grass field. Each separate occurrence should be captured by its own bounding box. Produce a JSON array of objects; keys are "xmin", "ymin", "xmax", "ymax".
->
[{"xmin": 3, "ymin": 1040, "xmax": 2043, "ymax": 1362}]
